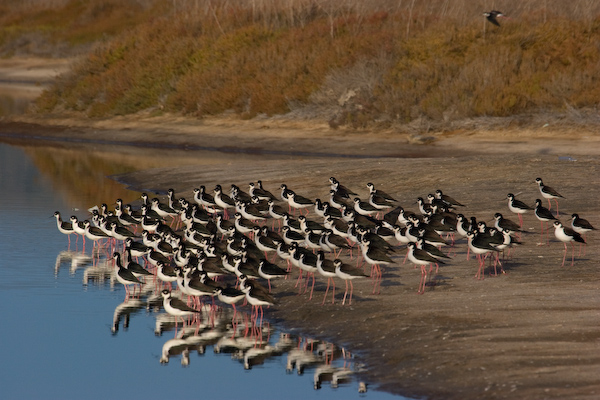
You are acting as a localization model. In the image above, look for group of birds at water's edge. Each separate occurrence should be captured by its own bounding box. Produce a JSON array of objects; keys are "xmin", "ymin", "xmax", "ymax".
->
[{"xmin": 54, "ymin": 175, "xmax": 597, "ymax": 324}]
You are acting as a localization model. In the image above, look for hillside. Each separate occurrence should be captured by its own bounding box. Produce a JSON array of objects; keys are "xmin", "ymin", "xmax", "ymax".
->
[{"xmin": 3, "ymin": 1, "xmax": 600, "ymax": 132}]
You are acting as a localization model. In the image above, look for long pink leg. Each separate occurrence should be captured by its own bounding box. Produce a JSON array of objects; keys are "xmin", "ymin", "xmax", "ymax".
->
[
  {"xmin": 561, "ymin": 243, "xmax": 567, "ymax": 267},
  {"xmin": 322, "ymin": 278, "xmax": 331, "ymax": 305},
  {"xmin": 348, "ymin": 281, "xmax": 354, "ymax": 305}
]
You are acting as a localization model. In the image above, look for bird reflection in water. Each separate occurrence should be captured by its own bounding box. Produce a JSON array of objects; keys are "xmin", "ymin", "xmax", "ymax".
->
[
  {"xmin": 54, "ymin": 251, "xmax": 93, "ymax": 277},
  {"xmin": 54, "ymin": 248, "xmax": 368, "ymax": 393}
]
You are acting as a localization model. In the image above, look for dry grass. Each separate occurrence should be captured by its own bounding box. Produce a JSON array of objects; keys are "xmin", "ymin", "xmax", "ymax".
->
[{"xmin": 4, "ymin": 1, "xmax": 600, "ymax": 129}]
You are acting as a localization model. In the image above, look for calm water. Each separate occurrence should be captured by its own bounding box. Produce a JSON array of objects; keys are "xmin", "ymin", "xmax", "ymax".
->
[{"xmin": 0, "ymin": 141, "xmax": 407, "ymax": 400}]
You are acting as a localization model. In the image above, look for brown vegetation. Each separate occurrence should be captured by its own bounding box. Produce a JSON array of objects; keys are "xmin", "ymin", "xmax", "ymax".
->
[{"xmin": 3, "ymin": 1, "xmax": 600, "ymax": 130}]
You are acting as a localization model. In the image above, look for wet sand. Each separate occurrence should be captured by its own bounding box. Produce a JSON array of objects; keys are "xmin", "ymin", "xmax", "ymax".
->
[{"xmin": 1, "ymin": 115, "xmax": 599, "ymax": 400}]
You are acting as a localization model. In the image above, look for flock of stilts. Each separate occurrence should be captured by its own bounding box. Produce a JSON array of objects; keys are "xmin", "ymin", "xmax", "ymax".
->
[{"xmin": 53, "ymin": 175, "xmax": 596, "ymax": 328}]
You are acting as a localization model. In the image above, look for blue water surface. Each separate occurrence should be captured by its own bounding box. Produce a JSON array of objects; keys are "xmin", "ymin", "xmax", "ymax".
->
[{"xmin": 0, "ymin": 142, "xmax": 407, "ymax": 400}]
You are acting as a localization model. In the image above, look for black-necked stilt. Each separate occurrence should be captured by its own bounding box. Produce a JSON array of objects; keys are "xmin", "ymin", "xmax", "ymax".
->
[
  {"xmin": 570, "ymin": 213, "xmax": 596, "ymax": 254},
  {"xmin": 83, "ymin": 220, "xmax": 110, "ymax": 250},
  {"xmin": 314, "ymin": 198, "xmax": 326, "ymax": 218},
  {"xmin": 123, "ymin": 247, "xmax": 153, "ymax": 279},
  {"xmin": 321, "ymin": 202, "xmax": 342, "ymax": 220},
  {"xmin": 353, "ymin": 197, "xmax": 378, "ymax": 217},
  {"xmin": 280, "ymin": 225, "xmax": 305, "ymax": 245},
  {"xmin": 316, "ymin": 251, "xmax": 337, "ymax": 305},
  {"xmin": 161, "ymin": 289, "xmax": 201, "ymax": 331},
  {"xmin": 304, "ymin": 229, "xmax": 323, "ymax": 251},
  {"xmin": 406, "ymin": 242, "xmax": 444, "ymax": 294},
  {"xmin": 166, "ymin": 188, "xmax": 184, "ymax": 214},
  {"xmin": 329, "ymin": 177, "xmax": 358, "ymax": 199},
  {"xmin": 240, "ymin": 277, "xmax": 276, "ymax": 323},
  {"xmin": 418, "ymin": 224, "xmax": 449, "ymax": 247},
  {"xmin": 185, "ymin": 268, "xmax": 220, "ymax": 300},
  {"xmin": 321, "ymin": 229, "xmax": 351, "ymax": 257},
  {"xmin": 535, "ymin": 178, "xmax": 564, "ymax": 216},
  {"xmin": 366, "ymin": 182, "xmax": 397, "ymax": 203},
  {"xmin": 483, "ymin": 10, "xmax": 505, "ymax": 26},
  {"xmin": 237, "ymin": 200, "xmax": 266, "ymax": 222},
  {"xmin": 466, "ymin": 231, "xmax": 500, "ymax": 280},
  {"xmin": 435, "ymin": 189, "xmax": 465, "ymax": 208},
  {"xmin": 553, "ymin": 221, "xmax": 585, "ymax": 267},
  {"xmin": 230, "ymin": 184, "xmax": 252, "ymax": 204},
  {"xmin": 115, "ymin": 203, "xmax": 140, "ymax": 227},
  {"xmin": 506, "ymin": 193, "xmax": 532, "ymax": 227},
  {"xmin": 214, "ymin": 184, "xmax": 236, "ymax": 218},
  {"xmin": 334, "ymin": 259, "xmax": 368, "ymax": 305},
  {"xmin": 155, "ymin": 260, "xmax": 178, "ymax": 289},
  {"xmin": 297, "ymin": 215, "xmax": 325, "ymax": 233},
  {"xmin": 275, "ymin": 241, "xmax": 292, "ymax": 270},
  {"xmin": 282, "ymin": 213, "xmax": 303, "ymax": 234},
  {"xmin": 493, "ymin": 213, "xmax": 523, "ymax": 233},
  {"xmin": 258, "ymin": 259, "xmax": 288, "ymax": 291},
  {"xmin": 416, "ymin": 197, "xmax": 433, "ymax": 215},
  {"xmin": 416, "ymin": 238, "xmax": 451, "ymax": 262},
  {"xmin": 109, "ymin": 222, "xmax": 137, "ymax": 242},
  {"xmin": 280, "ymin": 183, "xmax": 293, "ymax": 202},
  {"xmin": 232, "ymin": 256, "xmax": 260, "ymax": 280},
  {"xmin": 297, "ymin": 252, "xmax": 319, "ymax": 300},
  {"xmin": 422, "ymin": 213, "xmax": 456, "ymax": 240},
  {"xmin": 323, "ymin": 216, "xmax": 350, "ymax": 240},
  {"xmin": 368, "ymin": 193, "xmax": 394, "ymax": 214},
  {"xmin": 54, "ymin": 211, "xmax": 75, "ymax": 245},
  {"xmin": 233, "ymin": 212, "xmax": 256, "ymax": 235},
  {"xmin": 534, "ymin": 199, "xmax": 557, "ymax": 244},
  {"xmin": 252, "ymin": 226, "xmax": 278, "ymax": 258},
  {"xmin": 260, "ymin": 225, "xmax": 282, "ymax": 243},
  {"xmin": 267, "ymin": 199, "xmax": 287, "ymax": 223},
  {"xmin": 455, "ymin": 214, "xmax": 470, "ymax": 238},
  {"xmin": 151, "ymin": 197, "xmax": 178, "ymax": 221},
  {"xmin": 140, "ymin": 213, "xmax": 161, "ymax": 234},
  {"xmin": 287, "ymin": 191, "xmax": 314, "ymax": 215},
  {"xmin": 69, "ymin": 215, "xmax": 87, "ymax": 244},
  {"xmin": 215, "ymin": 286, "xmax": 245, "ymax": 320},
  {"xmin": 359, "ymin": 239, "xmax": 393, "ymax": 294},
  {"xmin": 329, "ymin": 190, "xmax": 349, "ymax": 210},
  {"xmin": 249, "ymin": 181, "xmax": 276, "ymax": 201},
  {"xmin": 214, "ymin": 214, "xmax": 235, "ymax": 238},
  {"xmin": 124, "ymin": 204, "xmax": 143, "ymax": 223},
  {"xmin": 113, "ymin": 252, "xmax": 143, "ymax": 297},
  {"xmin": 198, "ymin": 253, "xmax": 228, "ymax": 279},
  {"xmin": 193, "ymin": 186, "xmax": 216, "ymax": 211},
  {"xmin": 250, "ymin": 195, "xmax": 270, "ymax": 215},
  {"xmin": 495, "ymin": 228, "xmax": 521, "ymax": 262}
]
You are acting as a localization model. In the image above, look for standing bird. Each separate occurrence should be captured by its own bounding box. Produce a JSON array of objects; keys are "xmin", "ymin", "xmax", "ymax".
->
[
  {"xmin": 484, "ymin": 10, "xmax": 505, "ymax": 27},
  {"xmin": 553, "ymin": 221, "xmax": 585, "ymax": 267},
  {"xmin": 435, "ymin": 189, "xmax": 465, "ymax": 208},
  {"xmin": 570, "ymin": 213, "xmax": 596, "ymax": 255},
  {"xmin": 534, "ymin": 199, "xmax": 557, "ymax": 244},
  {"xmin": 54, "ymin": 211, "xmax": 75, "ymax": 246},
  {"xmin": 161, "ymin": 289, "xmax": 201, "ymax": 331},
  {"xmin": 406, "ymin": 242, "xmax": 445, "ymax": 294},
  {"xmin": 466, "ymin": 231, "xmax": 500, "ymax": 280},
  {"xmin": 112, "ymin": 252, "xmax": 143, "ymax": 298},
  {"xmin": 316, "ymin": 251, "xmax": 337, "ymax": 305},
  {"xmin": 334, "ymin": 259, "xmax": 368, "ymax": 306},
  {"xmin": 329, "ymin": 177, "xmax": 358, "ymax": 199},
  {"xmin": 535, "ymin": 178, "xmax": 565, "ymax": 216},
  {"xmin": 506, "ymin": 193, "xmax": 532, "ymax": 228}
]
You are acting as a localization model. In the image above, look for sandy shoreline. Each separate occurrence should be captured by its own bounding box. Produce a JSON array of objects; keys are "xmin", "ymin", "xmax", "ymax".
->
[{"xmin": 1, "ymin": 114, "xmax": 599, "ymax": 400}]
